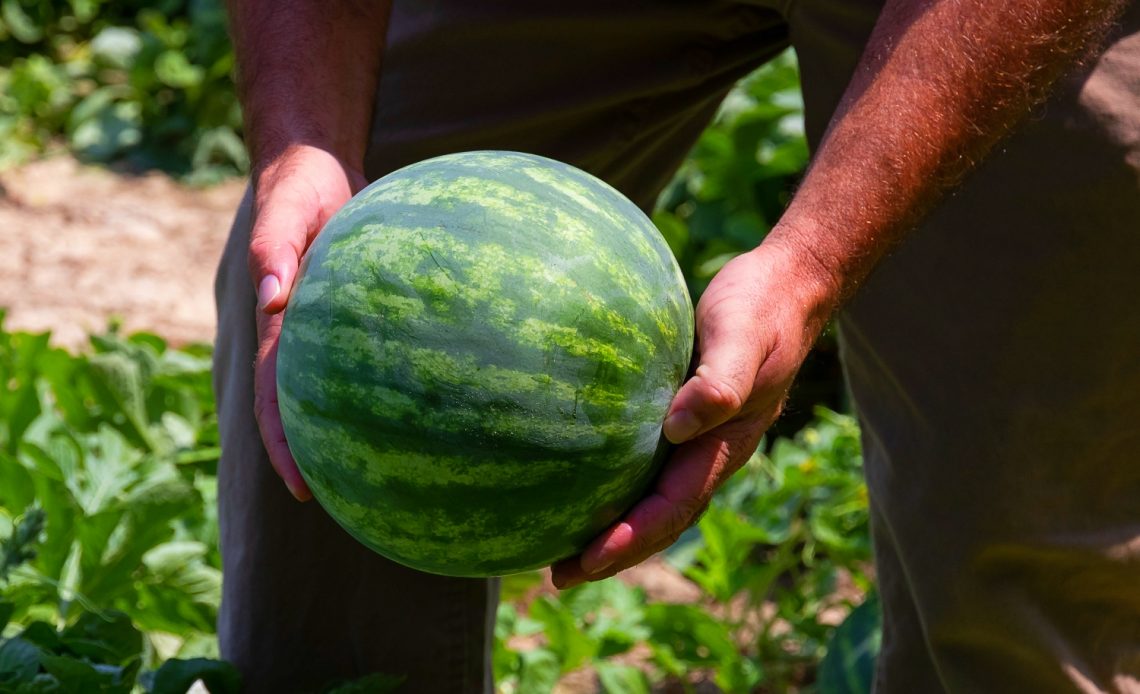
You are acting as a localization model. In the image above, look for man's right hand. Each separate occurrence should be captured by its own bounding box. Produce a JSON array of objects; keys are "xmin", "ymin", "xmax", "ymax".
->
[{"xmin": 249, "ymin": 144, "xmax": 368, "ymax": 501}]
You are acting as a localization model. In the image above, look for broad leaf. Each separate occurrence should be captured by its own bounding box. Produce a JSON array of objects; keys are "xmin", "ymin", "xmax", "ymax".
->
[
  {"xmin": 147, "ymin": 658, "xmax": 241, "ymax": 694},
  {"xmin": 817, "ymin": 594, "xmax": 882, "ymax": 694},
  {"xmin": 0, "ymin": 601, "xmax": 13, "ymax": 632},
  {"xmin": 515, "ymin": 649, "xmax": 560, "ymax": 694},
  {"xmin": 61, "ymin": 611, "xmax": 142, "ymax": 666},
  {"xmin": 39, "ymin": 652, "xmax": 131, "ymax": 692},
  {"xmin": 595, "ymin": 662, "xmax": 651, "ymax": 694},
  {"xmin": 0, "ymin": 637, "xmax": 41, "ymax": 684},
  {"xmin": 527, "ymin": 596, "xmax": 596, "ymax": 673}
]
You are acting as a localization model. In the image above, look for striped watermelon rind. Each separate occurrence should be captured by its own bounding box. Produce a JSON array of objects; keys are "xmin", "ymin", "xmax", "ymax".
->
[{"xmin": 277, "ymin": 151, "xmax": 694, "ymax": 577}]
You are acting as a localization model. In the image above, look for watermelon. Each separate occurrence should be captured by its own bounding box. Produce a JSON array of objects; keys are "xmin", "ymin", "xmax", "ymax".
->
[{"xmin": 276, "ymin": 151, "xmax": 694, "ymax": 577}]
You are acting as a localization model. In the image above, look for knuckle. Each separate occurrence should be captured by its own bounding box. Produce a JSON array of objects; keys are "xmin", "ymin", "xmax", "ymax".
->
[
  {"xmin": 246, "ymin": 238, "xmax": 277, "ymax": 276},
  {"xmin": 247, "ymin": 235, "xmax": 281, "ymax": 263},
  {"xmin": 664, "ymin": 497, "xmax": 706, "ymax": 544},
  {"xmin": 252, "ymin": 393, "xmax": 271, "ymax": 422},
  {"xmin": 252, "ymin": 377, "xmax": 278, "ymax": 423},
  {"xmin": 698, "ymin": 371, "xmax": 747, "ymax": 418}
]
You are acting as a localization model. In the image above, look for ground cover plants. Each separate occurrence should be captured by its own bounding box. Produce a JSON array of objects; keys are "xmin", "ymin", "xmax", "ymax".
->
[{"xmin": 0, "ymin": 0, "xmax": 244, "ymax": 181}]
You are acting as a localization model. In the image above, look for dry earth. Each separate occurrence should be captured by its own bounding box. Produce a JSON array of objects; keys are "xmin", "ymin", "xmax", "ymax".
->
[{"xmin": 0, "ymin": 154, "xmax": 246, "ymax": 348}]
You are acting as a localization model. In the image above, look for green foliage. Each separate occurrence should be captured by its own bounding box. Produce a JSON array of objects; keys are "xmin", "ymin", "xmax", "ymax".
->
[
  {"xmin": 0, "ymin": 508, "xmax": 43, "ymax": 583},
  {"xmin": 659, "ymin": 409, "xmax": 873, "ymax": 691},
  {"xmin": 0, "ymin": 311, "xmax": 878, "ymax": 692},
  {"xmin": 144, "ymin": 657, "xmax": 243, "ymax": 694},
  {"xmin": 0, "ymin": 314, "xmax": 233, "ymax": 691},
  {"xmin": 0, "ymin": 311, "xmax": 221, "ymax": 662},
  {"xmin": 1, "ymin": 510, "xmax": 239, "ymax": 693},
  {"xmin": 816, "ymin": 593, "xmax": 881, "ymax": 694},
  {"xmin": 655, "ymin": 50, "xmax": 808, "ymax": 299},
  {"xmin": 496, "ymin": 410, "xmax": 879, "ymax": 692},
  {"xmin": 494, "ymin": 579, "xmax": 653, "ymax": 694},
  {"xmin": 0, "ymin": 0, "xmax": 245, "ymax": 182}
]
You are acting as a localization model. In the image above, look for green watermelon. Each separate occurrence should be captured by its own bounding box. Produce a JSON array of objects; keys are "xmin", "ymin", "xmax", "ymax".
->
[{"xmin": 276, "ymin": 151, "xmax": 694, "ymax": 577}]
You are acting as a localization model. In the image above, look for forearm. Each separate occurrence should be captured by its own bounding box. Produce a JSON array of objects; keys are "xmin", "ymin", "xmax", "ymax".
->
[
  {"xmin": 226, "ymin": 0, "xmax": 392, "ymax": 172},
  {"xmin": 769, "ymin": 0, "xmax": 1124, "ymax": 306}
]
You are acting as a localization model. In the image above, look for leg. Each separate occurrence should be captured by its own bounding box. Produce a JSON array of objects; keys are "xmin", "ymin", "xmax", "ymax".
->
[
  {"xmin": 792, "ymin": 2, "xmax": 1140, "ymax": 689},
  {"xmin": 214, "ymin": 189, "xmax": 498, "ymax": 693}
]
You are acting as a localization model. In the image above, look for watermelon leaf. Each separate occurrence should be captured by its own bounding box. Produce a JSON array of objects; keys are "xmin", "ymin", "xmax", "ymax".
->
[
  {"xmin": 516, "ymin": 649, "xmax": 561, "ymax": 694},
  {"xmin": 60, "ymin": 610, "xmax": 142, "ymax": 666},
  {"xmin": 0, "ymin": 636, "xmax": 42, "ymax": 684},
  {"xmin": 146, "ymin": 657, "xmax": 242, "ymax": 694},
  {"xmin": 817, "ymin": 593, "xmax": 882, "ymax": 694},
  {"xmin": 528, "ymin": 595, "xmax": 597, "ymax": 673},
  {"xmin": 595, "ymin": 661, "xmax": 651, "ymax": 694}
]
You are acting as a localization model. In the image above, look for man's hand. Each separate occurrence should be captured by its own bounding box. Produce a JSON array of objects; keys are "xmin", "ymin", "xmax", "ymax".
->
[
  {"xmin": 250, "ymin": 145, "xmax": 367, "ymax": 501},
  {"xmin": 551, "ymin": 0, "xmax": 1122, "ymax": 589},
  {"xmin": 551, "ymin": 240, "xmax": 835, "ymax": 588},
  {"xmin": 226, "ymin": 0, "xmax": 389, "ymax": 499}
]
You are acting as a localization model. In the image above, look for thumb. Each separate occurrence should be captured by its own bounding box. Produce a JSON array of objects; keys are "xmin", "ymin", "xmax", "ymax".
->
[
  {"xmin": 663, "ymin": 330, "xmax": 762, "ymax": 444},
  {"xmin": 247, "ymin": 193, "xmax": 314, "ymax": 315}
]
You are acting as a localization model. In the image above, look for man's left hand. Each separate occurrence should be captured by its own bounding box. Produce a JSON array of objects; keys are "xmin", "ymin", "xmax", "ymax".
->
[{"xmin": 551, "ymin": 238, "xmax": 836, "ymax": 588}]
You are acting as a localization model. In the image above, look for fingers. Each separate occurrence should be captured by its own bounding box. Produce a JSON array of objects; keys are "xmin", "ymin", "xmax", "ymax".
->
[
  {"xmin": 551, "ymin": 421, "xmax": 764, "ymax": 589},
  {"xmin": 245, "ymin": 148, "xmax": 364, "ymax": 501},
  {"xmin": 551, "ymin": 532, "xmax": 678, "ymax": 590},
  {"xmin": 247, "ymin": 147, "xmax": 364, "ymax": 315},
  {"xmin": 254, "ymin": 311, "xmax": 312, "ymax": 502},
  {"xmin": 663, "ymin": 318, "xmax": 765, "ymax": 444},
  {"xmin": 247, "ymin": 188, "xmax": 317, "ymax": 314}
]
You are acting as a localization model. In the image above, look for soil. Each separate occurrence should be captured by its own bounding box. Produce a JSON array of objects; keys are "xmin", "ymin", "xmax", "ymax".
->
[{"xmin": 0, "ymin": 154, "xmax": 246, "ymax": 348}]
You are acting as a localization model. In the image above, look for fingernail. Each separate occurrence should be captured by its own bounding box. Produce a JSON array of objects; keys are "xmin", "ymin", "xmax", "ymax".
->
[
  {"xmin": 285, "ymin": 477, "xmax": 311, "ymax": 502},
  {"xmin": 580, "ymin": 554, "xmax": 614, "ymax": 575},
  {"xmin": 664, "ymin": 409, "xmax": 701, "ymax": 443},
  {"xmin": 257, "ymin": 275, "xmax": 281, "ymax": 310}
]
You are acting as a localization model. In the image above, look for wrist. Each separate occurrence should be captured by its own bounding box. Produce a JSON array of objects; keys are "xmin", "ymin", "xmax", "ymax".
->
[
  {"xmin": 752, "ymin": 224, "xmax": 845, "ymax": 329},
  {"xmin": 247, "ymin": 122, "xmax": 366, "ymax": 180},
  {"xmin": 252, "ymin": 141, "xmax": 367, "ymax": 193}
]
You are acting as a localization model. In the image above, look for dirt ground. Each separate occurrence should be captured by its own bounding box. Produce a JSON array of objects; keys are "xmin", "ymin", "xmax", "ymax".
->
[{"xmin": 0, "ymin": 155, "xmax": 246, "ymax": 348}]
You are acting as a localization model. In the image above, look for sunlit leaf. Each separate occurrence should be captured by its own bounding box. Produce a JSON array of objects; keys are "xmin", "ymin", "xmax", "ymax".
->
[
  {"xmin": 1, "ymin": 0, "xmax": 43, "ymax": 43},
  {"xmin": 595, "ymin": 661, "xmax": 651, "ymax": 694},
  {"xmin": 516, "ymin": 649, "xmax": 560, "ymax": 694},
  {"xmin": 154, "ymin": 50, "xmax": 203, "ymax": 89},
  {"xmin": 90, "ymin": 27, "xmax": 142, "ymax": 69},
  {"xmin": 527, "ymin": 596, "xmax": 596, "ymax": 672}
]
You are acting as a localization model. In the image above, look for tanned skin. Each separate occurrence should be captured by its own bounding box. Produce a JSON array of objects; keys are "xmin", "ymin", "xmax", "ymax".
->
[
  {"xmin": 226, "ymin": 0, "xmax": 393, "ymax": 500},
  {"xmin": 225, "ymin": 0, "xmax": 1123, "ymax": 587}
]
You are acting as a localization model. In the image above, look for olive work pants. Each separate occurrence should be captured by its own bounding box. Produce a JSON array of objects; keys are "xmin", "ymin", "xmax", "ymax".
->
[{"xmin": 214, "ymin": 1, "xmax": 1140, "ymax": 691}]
